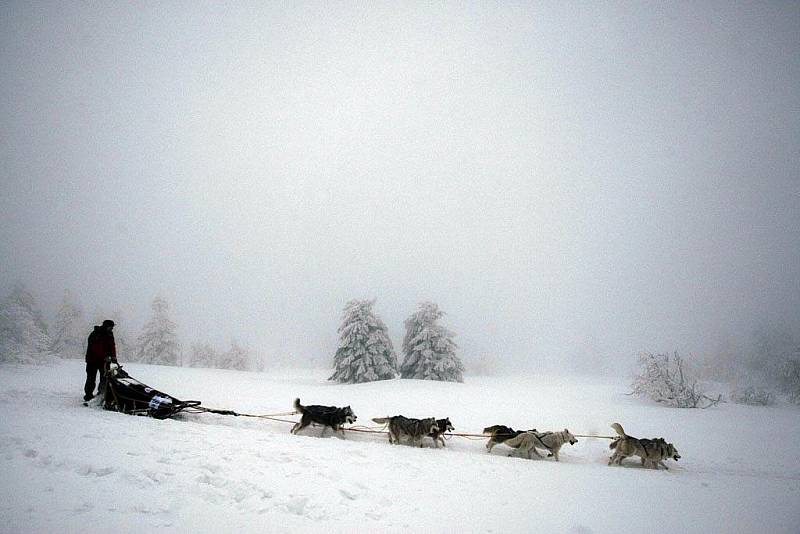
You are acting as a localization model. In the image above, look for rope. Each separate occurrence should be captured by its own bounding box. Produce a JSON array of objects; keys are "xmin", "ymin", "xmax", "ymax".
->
[{"xmin": 574, "ymin": 434, "xmax": 616, "ymax": 440}]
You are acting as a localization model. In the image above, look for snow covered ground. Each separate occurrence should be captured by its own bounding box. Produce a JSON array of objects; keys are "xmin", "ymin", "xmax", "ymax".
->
[{"xmin": 1, "ymin": 360, "xmax": 799, "ymax": 533}]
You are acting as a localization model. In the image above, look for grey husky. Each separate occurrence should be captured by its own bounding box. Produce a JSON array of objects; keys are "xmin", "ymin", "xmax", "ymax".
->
[
  {"xmin": 372, "ymin": 416, "xmax": 440, "ymax": 447},
  {"xmin": 503, "ymin": 429, "xmax": 578, "ymax": 461},
  {"xmin": 608, "ymin": 422, "xmax": 680, "ymax": 469}
]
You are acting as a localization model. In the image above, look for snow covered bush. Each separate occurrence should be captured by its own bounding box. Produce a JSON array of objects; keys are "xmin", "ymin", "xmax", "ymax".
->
[
  {"xmin": 134, "ymin": 296, "xmax": 180, "ymax": 365},
  {"xmin": 400, "ymin": 302, "xmax": 464, "ymax": 382},
  {"xmin": 329, "ymin": 299, "xmax": 397, "ymax": 384},
  {"xmin": 631, "ymin": 351, "xmax": 720, "ymax": 408},
  {"xmin": 730, "ymin": 385, "xmax": 775, "ymax": 406}
]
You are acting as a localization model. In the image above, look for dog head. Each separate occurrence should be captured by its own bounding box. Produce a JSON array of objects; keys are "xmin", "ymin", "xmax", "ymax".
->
[
  {"xmin": 652, "ymin": 437, "xmax": 680, "ymax": 461},
  {"xmin": 666, "ymin": 442, "xmax": 680, "ymax": 461},
  {"xmin": 343, "ymin": 406, "xmax": 357, "ymax": 424},
  {"xmin": 563, "ymin": 429, "xmax": 578, "ymax": 445},
  {"xmin": 437, "ymin": 418, "xmax": 454, "ymax": 434}
]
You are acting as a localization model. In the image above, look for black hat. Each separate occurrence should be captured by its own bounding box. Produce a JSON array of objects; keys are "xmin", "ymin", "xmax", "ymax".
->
[{"xmin": 102, "ymin": 319, "xmax": 115, "ymax": 328}]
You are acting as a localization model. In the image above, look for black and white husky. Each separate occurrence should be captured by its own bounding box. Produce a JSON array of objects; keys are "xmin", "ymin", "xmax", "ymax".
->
[
  {"xmin": 291, "ymin": 398, "xmax": 357, "ymax": 437},
  {"xmin": 372, "ymin": 415, "xmax": 439, "ymax": 447},
  {"xmin": 429, "ymin": 417, "xmax": 455, "ymax": 448}
]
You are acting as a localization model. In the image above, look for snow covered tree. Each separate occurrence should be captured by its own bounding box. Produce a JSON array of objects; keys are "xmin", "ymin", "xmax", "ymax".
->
[
  {"xmin": 400, "ymin": 302, "xmax": 464, "ymax": 382},
  {"xmin": 0, "ymin": 284, "xmax": 52, "ymax": 363},
  {"xmin": 188, "ymin": 341, "xmax": 217, "ymax": 368},
  {"xmin": 50, "ymin": 290, "xmax": 86, "ymax": 358},
  {"xmin": 631, "ymin": 351, "xmax": 720, "ymax": 408},
  {"xmin": 329, "ymin": 299, "xmax": 397, "ymax": 384},
  {"xmin": 134, "ymin": 296, "xmax": 180, "ymax": 365},
  {"xmin": 218, "ymin": 339, "xmax": 250, "ymax": 370},
  {"xmin": 780, "ymin": 354, "xmax": 800, "ymax": 404}
]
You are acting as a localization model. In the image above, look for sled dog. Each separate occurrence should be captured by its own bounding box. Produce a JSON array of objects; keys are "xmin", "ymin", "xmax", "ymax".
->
[
  {"xmin": 372, "ymin": 415, "xmax": 439, "ymax": 447},
  {"xmin": 483, "ymin": 425, "xmax": 536, "ymax": 453},
  {"xmin": 291, "ymin": 398, "xmax": 356, "ymax": 437},
  {"xmin": 429, "ymin": 417, "xmax": 455, "ymax": 448},
  {"xmin": 504, "ymin": 429, "xmax": 578, "ymax": 461},
  {"xmin": 608, "ymin": 422, "xmax": 680, "ymax": 469}
]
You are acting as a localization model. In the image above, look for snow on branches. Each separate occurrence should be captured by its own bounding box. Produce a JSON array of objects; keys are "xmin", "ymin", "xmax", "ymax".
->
[
  {"xmin": 631, "ymin": 351, "xmax": 720, "ymax": 408},
  {"xmin": 329, "ymin": 299, "xmax": 397, "ymax": 384},
  {"xmin": 400, "ymin": 302, "xmax": 464, "ymax": 382}
]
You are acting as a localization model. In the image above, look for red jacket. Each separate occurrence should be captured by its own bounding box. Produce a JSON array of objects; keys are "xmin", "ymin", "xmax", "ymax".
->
[{"xmin": 85, "ymin": 326, "xmax": 117, "ymax": 365}]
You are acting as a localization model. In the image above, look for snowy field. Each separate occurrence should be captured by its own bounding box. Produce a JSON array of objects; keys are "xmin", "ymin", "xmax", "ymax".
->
[{"xmin": 1, "ymin": 360, "xmax": 799, "ymax": 533}]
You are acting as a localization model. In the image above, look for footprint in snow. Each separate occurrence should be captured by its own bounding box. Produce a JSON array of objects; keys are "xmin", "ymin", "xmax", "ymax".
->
[{"xmin": 339, "ymin": 489, "xmax": 358, "ymax": 500}]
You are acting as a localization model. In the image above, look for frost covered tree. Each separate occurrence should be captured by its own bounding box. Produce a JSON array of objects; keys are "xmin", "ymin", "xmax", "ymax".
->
[
  {"xmin": 218, "ymin": 339, "xmax": 250, "ymax": 370},
  {"xmin": 188, "ymin": 341, "xmax": 217, "ymax": 368},
  {"xmin": 0, "ymin": 284, "xmax": 52, "ymax": 363},
  {"xmin": 631, "ymin": 351, "xmax": 720, "ymax": 408},
  {"xmin": 50, "ymin": 290, "xmax": 85, "ymax": 358},
  {"xmin": 134, "ymin": 296, "xmax": 180, "ymax": 365},
  {"xmin": 329, "ymin": 299, "xmax": 397, "ymax": 384},
  {"xmin": 400, "ymin": 302, "xmax": 464, "ymax": 382},
  {"xmin": 780, "ymin": 353, "xmax": 800, "ymax": 404}
]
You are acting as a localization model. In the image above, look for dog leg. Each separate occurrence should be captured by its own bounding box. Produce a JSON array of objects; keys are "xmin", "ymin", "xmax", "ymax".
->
[{"xmin": 292, "ymin": 420, "xmax": 309, "ymax": 435}]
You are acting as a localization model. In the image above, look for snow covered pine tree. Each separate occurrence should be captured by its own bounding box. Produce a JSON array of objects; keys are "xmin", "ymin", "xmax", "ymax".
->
[
  {"xmin": 0, "ymin": 284, "xmax": 52, "ymax": 364},
  {"xmin": 50, "ymin": 290, "xmax": 85, "ymax": 358},
  {"xmin": 218, "ymin": 339, "xmax": 250, "ymax": 371},
  {"xmin": 134, "ymin": 296, "xmax": 180, "ymax": 365},
  {"xmin": 400, "ymin": 302, "xmax": 464, "ymax": 382},
  {"xmin": 329, "ymin": 299, "xmax": 397, "ymax": 384}
]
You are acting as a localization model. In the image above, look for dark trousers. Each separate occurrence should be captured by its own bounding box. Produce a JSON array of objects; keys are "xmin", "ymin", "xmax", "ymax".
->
[{"xmin": 84, "ymin": 362, "xmax": 106, "ymax": 400}]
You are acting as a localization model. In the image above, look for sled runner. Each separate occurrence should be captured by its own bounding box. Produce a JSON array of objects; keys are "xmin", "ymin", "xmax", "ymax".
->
[{"xmin": 103, "ymin": 362, "xmax": 201, "ymax": 419}]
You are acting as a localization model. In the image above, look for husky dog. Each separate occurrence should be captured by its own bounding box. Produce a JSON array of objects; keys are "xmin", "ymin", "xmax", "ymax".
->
[
  {"xmin": 291, "ymin": 398, "xmax": 357, "ymax": 437},
  {"xmin": 429, "ymin": 418, "xmax": 455, "ymax": 448},
  {"xmin": 372, "ymin": 416, "xmax": 440, "ymax": 447},
  {"xmin": 483, "ymin": 425, "xmax": 536, "ymax": 454},
  {"xmin": 608, "ymin": 422, "xmax": 680, "ymax": 469},
  {"xmin": 504, "ymin": 429, "xmax": 578, "ymax": 461}
]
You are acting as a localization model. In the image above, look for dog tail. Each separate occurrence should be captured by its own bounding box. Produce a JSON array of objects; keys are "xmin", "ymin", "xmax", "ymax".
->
[
  {"xmin": 294, "ymin": 398, "xmax": 304, "ymax": 413},
  {"xmin": 610, "ymin": 422, "xmax": 627, "ymax": 438},
  {"xmin": 372, "ymin": 417, "xmax": 390, "ymax": 424}
]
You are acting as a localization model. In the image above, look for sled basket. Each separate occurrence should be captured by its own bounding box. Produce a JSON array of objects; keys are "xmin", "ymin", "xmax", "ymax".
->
[{"xmin": 103, "ymin": 363, "xmax": 201, "ymax": 419}]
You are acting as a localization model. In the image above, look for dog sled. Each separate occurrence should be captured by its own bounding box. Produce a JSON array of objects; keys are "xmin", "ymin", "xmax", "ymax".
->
[{"xmin": 103, "ymin": 362, "xmax": 201, "ymax": 419}]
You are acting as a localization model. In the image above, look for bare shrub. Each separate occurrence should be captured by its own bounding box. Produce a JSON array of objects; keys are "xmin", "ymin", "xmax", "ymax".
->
[
  {"xmin": 631, "ymin": 351, "xmax": 721, "ymax": 408},
  {"xmin": 730, "ymin": 385, "xmax": 775, "ymax": 406}
]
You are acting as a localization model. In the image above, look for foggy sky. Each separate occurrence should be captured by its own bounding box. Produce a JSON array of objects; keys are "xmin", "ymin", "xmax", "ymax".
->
[{"xmin": 2, "ymin": 2, "xmax": 798, "ymax": 370}]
